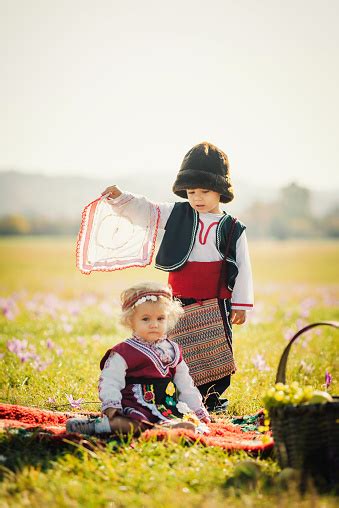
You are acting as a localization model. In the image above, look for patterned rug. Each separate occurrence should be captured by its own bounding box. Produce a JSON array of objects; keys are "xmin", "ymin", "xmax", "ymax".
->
[{"xmin": 0, "ymin": 403, "xmax": 273, "ymax": 454}]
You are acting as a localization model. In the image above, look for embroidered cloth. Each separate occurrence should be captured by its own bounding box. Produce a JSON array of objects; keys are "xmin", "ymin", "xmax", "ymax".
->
[
  {"xmin": 76, "ymin": 195, "xmax": 160, "ymax": 274},
  {"xmin": 168, "ymin": 299, "xmax": 235, "ymax": 385}
]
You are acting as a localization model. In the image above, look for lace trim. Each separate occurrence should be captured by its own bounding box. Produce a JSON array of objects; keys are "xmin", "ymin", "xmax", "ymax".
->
[
  {"xmin": 101, "ymin": 400, "xmax": 122, "ymax": 411},
  {"xmin": 132, "ymin": 334, "xmax": 167, "ymax": 345}
]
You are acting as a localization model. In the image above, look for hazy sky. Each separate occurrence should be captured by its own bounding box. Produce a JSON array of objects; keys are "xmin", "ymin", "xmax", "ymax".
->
[{"xmin": 1, "ymin": 0, "xmax": 338, "ymax": 190}]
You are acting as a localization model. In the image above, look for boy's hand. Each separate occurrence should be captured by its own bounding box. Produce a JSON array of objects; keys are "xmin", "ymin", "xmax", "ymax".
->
[
  {"xmin": 231, "ymin": 310, "xmax": 246, "ymax": 325},
  {"xmin": 103, "ymin": 408, "xmax": 119, "ymax": 420},
  {"xmin": 101, "ymin": 185, "xmax": 122, "ymax": 199}
]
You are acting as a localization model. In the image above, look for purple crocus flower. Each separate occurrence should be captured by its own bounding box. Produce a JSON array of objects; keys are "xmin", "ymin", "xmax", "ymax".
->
[
  {"xmin": 7, "ymin": 338, "xmax": 28, "ymax": 355},
  {"xmin": 65, "ymin": 394, "xmax": 85, "ymax": 409},
  {"xmin": 0, "ymin": 298, "xmax": 19, "ymax": 320},
  {"xmin": 46, "ymin": 339, "xmax": 55, "ymax": 349},
  {"xmin": 66, "ymin": 301, "xmax": 81, "ymax": 316},
  {"xmin": 31, "ymin": 357, "xmax": 52, "ymax": 371},
  {"xmin": 18, "ymin": 351, "xmax": 34, "ymax": 363},
  {"xmin": 252, "ymin": 353, "xmax": 270, "ymax": 372},
  {"xmin": 62, "ymin": 323, "xmax": 73, "ymax": 333},
  {"xmin": 300, "ymin": 360, "xmax": 314, "ymax": 374},
  {"xmin": 325, "ymin": 370, "xmax": 333, "ymax": 389},
  {"xmin": 283, "ymin": 328, "xmax": 294, "ymax": 341},
  {"xmin": 100, "ymin": 302, "xmax": 114, "ymax": 316}
]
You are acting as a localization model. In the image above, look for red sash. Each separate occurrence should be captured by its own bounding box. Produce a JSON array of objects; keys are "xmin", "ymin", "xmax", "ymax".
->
[{"xmin": 168, "ymin": 261, "xmax": 232, "ymax": 300}]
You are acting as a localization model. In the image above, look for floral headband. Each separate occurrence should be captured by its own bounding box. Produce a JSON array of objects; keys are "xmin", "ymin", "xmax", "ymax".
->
[{"xmin": 122, "ymin": 290, "xmax": 172, "ymax": 311}]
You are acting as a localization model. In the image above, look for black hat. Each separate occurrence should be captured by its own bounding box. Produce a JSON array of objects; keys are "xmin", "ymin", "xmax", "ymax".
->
[{"xmin": 172, "ymin": 142, "xmax": 234, "ymax": 203}]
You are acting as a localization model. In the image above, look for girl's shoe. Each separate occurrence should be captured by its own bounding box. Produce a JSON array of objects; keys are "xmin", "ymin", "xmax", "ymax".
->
[{"xmin": 66, "ymin": 417, "xmax": 97, "ymax": 435}]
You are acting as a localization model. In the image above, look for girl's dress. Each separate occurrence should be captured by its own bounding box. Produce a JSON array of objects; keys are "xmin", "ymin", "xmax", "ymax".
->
[{"xmin": 99, "ymin": 335, "xmax": 209, "ymax": 424}]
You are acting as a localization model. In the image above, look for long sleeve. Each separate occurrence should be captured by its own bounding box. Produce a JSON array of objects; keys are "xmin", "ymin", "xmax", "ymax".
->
[
  {"xmin": 98, "ymin": 352, "xmax": 128, "ymax": 412},
  {"xmin": 174, "ymin": 360, "xmax": 210, "ymax": 421},
  {"xmin": 107, "ymin": 191, "xmax": 174, "ymax": 229},
  {"xmin": 231, "ymin": 231, "xmax": 254, "ymax": 310}
]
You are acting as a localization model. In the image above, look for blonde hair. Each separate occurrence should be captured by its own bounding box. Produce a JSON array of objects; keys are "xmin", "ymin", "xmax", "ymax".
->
[{"xmin": 120, "ymin": 281, "xmax": 183, "ymax": 332}]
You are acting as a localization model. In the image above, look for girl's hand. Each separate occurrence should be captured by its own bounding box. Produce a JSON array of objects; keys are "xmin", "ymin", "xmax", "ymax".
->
[
  {"xmin": 101, "ymin": 185, "xmax": 122, "ymax": 199},
  {"xmin": 231, "ymin": 310, "xmax": 246, "ymax": 325},
  {"xmin": 103, "ymin": 407, "xmax": 119, "ymax": 420},
  {"xmin": 201, "ymin": 416, "xmax": 211, "ymax": 424}
]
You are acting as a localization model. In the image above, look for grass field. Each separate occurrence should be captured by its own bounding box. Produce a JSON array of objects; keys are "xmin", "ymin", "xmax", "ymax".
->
[{"xmin": 0, "ymin": 237, "xmax": 338, "ymax": 507}]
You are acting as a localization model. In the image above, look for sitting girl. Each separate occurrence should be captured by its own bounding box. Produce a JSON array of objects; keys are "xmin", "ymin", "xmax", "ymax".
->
[{"xmin": 66, "ymin": 282, "xmax": 210, "ymax": 435}]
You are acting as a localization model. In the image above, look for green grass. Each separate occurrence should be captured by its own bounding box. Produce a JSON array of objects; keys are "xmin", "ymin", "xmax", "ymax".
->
[{"xmin": 0, "ymin": 237, "xmax": 338, "ymax": 507}]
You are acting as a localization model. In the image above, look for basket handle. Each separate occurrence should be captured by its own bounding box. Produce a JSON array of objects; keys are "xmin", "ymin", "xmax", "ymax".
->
[{"xmin": 275, "ymin": 321, "xmax": 339, "ymax": 384}]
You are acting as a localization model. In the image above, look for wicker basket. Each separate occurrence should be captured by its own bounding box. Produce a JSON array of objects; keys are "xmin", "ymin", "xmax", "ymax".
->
[{"xmin": 269, "ymin": 321, "xmax": 339, "ymax": 486}]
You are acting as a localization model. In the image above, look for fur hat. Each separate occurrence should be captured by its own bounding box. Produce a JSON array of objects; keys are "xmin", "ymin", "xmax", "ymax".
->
[{"xmin": 172, "ymin": 142, "xmax": 234, "ymax": 203}]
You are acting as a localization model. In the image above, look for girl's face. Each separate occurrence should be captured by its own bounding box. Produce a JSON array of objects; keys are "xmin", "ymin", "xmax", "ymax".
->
[
  {"xmin": 186, "ymin": 189, "xmax": 222, "ymax": 214},
  {"xmin": 130, "ymin": 301, "xmax": 169, "ymax": 342}
]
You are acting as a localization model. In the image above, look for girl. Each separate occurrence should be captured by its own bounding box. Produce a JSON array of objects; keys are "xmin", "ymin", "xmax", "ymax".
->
[
  {"xmin": 66, "ymin": 282, "xmax": 210, "ymax": 435},
  {"xmin": 77, "ymin": 142, "xmax": 254, "ymax": 412}
]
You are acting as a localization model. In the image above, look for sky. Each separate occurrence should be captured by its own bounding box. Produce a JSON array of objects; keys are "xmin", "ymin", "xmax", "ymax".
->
[{"xmin": 1, "ymin": 0, "xmax": 339, "ymax": 191}]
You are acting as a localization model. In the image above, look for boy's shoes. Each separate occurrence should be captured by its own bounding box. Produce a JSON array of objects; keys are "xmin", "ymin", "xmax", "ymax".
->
[
  {"xmin": 66, "ymin": 417, "xmax": 97, "ymax": 435},
  {"xmin": 212, "ymin": 399, "xmax": 229, "ymax": 415}
]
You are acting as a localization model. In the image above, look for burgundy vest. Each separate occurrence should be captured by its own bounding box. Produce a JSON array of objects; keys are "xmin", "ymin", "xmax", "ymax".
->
[{"xmin": 100, "ymin": 339, "xmax": 182, "ymax": 379}]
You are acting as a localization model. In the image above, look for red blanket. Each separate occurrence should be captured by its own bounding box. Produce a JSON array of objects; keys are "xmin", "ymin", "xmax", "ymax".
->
[{"xmin": 0, "ymin": 403, "xmax": 273, "ymax": 454}]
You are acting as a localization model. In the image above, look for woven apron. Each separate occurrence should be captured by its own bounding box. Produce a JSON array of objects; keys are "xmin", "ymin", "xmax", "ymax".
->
[{"xmin": 168, "ymin": 218, "xmax": 238, "ymax": 386}]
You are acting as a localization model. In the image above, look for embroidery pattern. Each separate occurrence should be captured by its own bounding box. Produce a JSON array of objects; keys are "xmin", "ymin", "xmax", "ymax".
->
[
  {"xmin": 126, "ymin": 338, "xmax": 180, "ymax": 376},
  {"xmin": 198, "ymin": 219, "xmax": 219, "ymax": 245},
  {"xmin": 168, "ymin": 299, "xmax": 236, "ymax": 385},
  {"xmin": 131, "ymin": 384, "xmax": 172, "ymax": 421}
]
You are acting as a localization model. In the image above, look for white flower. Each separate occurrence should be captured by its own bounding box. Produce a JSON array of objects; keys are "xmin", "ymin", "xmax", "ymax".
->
[
  {"xmin": 196, "ymin": 422, "xmax": 210, "ymax": 435},
  {"xmin": 176, "ymin": 401, "xmax": 190, "ymax": 414},
  {"xmin": 134, "ymin": 295, "xmax": 158, "ymax": 307},
  {"xmin": 134, "ymin": 297, "xmax": 146, "ymax": 307}
]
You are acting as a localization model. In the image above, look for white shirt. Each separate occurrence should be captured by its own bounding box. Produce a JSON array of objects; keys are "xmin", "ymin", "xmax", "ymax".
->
[{"xmin": 107, "ymin": 192, "xmax": 254, "ymax": 310}]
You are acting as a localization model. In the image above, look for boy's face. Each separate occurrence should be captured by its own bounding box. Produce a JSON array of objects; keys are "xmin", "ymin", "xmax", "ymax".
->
[{"xmin": 186, "ymin": 189, "xmax": 222, "ymax": 214}]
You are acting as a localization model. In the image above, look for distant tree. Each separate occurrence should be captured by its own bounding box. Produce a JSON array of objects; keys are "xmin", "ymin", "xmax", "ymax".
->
[
  {"xmin": 275, "ymin": 182, "xmax": 316, "ymax": 237},
  {"xmin": 279, "ymin": 182, "xmax": 311, "ymax": 219},
  {"xmin": 320, "ymin": 206, "xmax": 339, "ymax": 238},
  {"xmin": 242, "ymin": 202, "xmax": 280, "ymax": 238},
  {"xmin": 0, "ymin": 214, "xmax": 31, "ymax": 235}
]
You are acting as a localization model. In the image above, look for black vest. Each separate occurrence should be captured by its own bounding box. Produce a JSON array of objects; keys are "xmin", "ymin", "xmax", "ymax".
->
[{"xmin": 155, "ymin": 202, "xmax": 246, "ymax": 292}]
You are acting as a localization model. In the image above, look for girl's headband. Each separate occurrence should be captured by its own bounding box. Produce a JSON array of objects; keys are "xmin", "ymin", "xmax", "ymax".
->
[{"xmin": 122, "ymin": 290, "xmax": 172, "ymax": 311}]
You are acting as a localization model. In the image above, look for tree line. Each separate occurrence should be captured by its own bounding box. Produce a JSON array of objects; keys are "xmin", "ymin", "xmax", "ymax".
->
[
  {"xmin": 242, "ymin": 183, "xmax": 339, "ymax": 238},
  {"xmin": 0, "ymin": 183, "xmax": 338, "ymax": 238}
]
